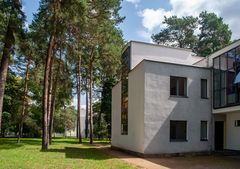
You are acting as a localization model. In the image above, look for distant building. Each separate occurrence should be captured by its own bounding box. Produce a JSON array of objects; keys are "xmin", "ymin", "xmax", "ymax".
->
[
  {"xmin": 112, "ymin": 40, "xmax": 240, "ymax": 155},
  {"xmin": 65, "ymin": 108, "xmax": 86, "ymax": 137}
]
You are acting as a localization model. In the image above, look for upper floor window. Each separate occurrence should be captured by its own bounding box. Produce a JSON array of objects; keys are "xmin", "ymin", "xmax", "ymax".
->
[
  {"xmin": 170, "ymin": 76, "xmax": 187, "ymax": 97},
  {"xmin": 201, "ymin": 79, "xmax": 208, "ymax": 99}
]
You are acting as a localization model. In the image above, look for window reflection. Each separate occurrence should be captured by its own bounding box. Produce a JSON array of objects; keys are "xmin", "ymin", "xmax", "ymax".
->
[{"xmin": 213, "ymin": 46, "xmax": 240, "ymax": 108}]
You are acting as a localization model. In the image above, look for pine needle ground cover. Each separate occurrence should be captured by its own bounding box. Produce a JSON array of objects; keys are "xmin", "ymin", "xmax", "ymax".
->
[{"xmin": 0, "ymin": 138, "xmax": 135, "ymax": 169}]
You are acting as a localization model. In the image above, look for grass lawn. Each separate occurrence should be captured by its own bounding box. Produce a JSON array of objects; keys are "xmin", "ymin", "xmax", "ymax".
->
[{"xmin": 0, "ymin": 137, "xmax": 136, "ymax": 169}]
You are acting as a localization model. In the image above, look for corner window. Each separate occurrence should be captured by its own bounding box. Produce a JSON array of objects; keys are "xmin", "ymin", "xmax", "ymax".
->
[
  {"xmin": 170, "ymin": 76, "xmax": 187, "ymax": 97},
  {"xmin": 201, "ymin": 79, "xmax": 208, "ymax": 99},
  {"xmin": 200, "ymin": 121, "xmax": 208, "ymax": 141},
  {"xmin": 235, "ymin": 120, "xmax": 240, "ymax": 127},
  {"xmin": 170, "ymin": 121, "xmax": 187, "ymax": 142}
]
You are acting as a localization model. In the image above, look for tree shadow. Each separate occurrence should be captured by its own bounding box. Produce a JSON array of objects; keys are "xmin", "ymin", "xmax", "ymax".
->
[{"xmin": 45, "ymin": 146, "xmax": 112, "ymax": 160}]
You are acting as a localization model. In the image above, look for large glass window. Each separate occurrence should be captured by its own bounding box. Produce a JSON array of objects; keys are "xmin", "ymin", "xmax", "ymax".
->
[
  {"xmin": 170, "ymin": 76, "xmax": 187, "ymax": 97},
  {"xmin": 121, "ymin": 47, "xmax": 130, "ymax": 135},
  {"xmin": 213, "ymin": 45, "xmax": 240, "ymax": 108},
  {"xmin": 170, "ymin": 121, "xmax": 187, "ymax": 141}
]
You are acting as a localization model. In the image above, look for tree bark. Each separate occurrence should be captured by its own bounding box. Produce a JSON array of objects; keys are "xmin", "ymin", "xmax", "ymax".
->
[
  {"xmin": 49, "ymin": 46, "xmax": 61, "ymax": 145},
  {"xmin": 77, "ymin": 56, "xmax": 82, "ymax": 143},
  {"xmin": 89, "ymin": 61, "xmax": 93, "ymax": 144},
  {"xmin": 0, "ymin": 24, "xmax": 15, "ymax": 135},
  {"xmin": 85, "ymin": 68, "xmax": 89, "ymax": 138},
  {"xmin": 17, "ymin": 58, "xmax": 30, "ymax": 143},
  {"xmin": 42, "ymin": 34, "xmax": 55, "ymax": 150}
]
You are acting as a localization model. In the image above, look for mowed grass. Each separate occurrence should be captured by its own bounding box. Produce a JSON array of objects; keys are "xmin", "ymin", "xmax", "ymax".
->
[{"xmin": 0, "ymin": 137, "xmax": 136, "ymax": 169}]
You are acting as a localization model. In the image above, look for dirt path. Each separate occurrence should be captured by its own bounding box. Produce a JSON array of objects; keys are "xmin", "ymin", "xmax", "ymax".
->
[{"xmin": 96, "ymin": 145, "xmax": 240, "ymax": 169}]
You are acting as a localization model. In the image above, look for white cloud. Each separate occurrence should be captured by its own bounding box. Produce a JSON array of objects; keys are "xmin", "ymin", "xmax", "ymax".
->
[
  {"xmin": 125, "ymin": 0, "xmax": 141, "ymax": 8},
  {"xmin": 137, "ymin": 30, "xmax": 153, "ymax": 42},
  {"xmin": 138, "ymin": 8, "xmax": 172, "ymax": 31},
  {"xmin": 138, "ymin": 0, "xmax": 240, "ymax": 40},
  {"xmin": 125, "ymin": 0, "xmax": 141, "ymax": 4}
]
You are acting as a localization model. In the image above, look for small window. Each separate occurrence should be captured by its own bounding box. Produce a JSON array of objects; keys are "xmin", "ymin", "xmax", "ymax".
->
[
  {"xmin": 170, "ymin": 121, "xmax": 187, "ymax": 141},
  {"xmin": 201, "ymin": 79, "xmax": 208, "ymax": 99},
  {"xmin": 200, "ymin": 121, "xmax": 208, "ymax": 141},
  {"xmin": 170, "ymin": 76, "xmax": 187, "ymax": 97},
  {"xmin": 235, "ymin": 120, "xmax": 240, "ymax": 127}
]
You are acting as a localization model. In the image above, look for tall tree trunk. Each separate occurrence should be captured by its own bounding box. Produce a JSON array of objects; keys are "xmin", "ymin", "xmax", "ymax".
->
[
  {"xmin": 49, "ymin": 47, "xmax": 62, "ymax": 145},
  {"xmin": 85, "ymin": 68, "xmax": 89, "ymax": 138},
  {"xmin": 0, "ymin": 24, "xmax": 15, "ymax": 135},
  {"xmin": 47, "ymin": 44, "xmax": 56, "ymax": 143},
  {"xmin": 42, "ymin": 34, "xmax": 55, "ymax": 150},
  {"xmin": 77, "ymin": 56, "xmax": 82, "ymax": 143},
  {"xmin": 89, "ymin": 61, "xmax": 93, "ymax": 144},
  {"xmin": 17, "ymin": 58, "xmax": 30, "ymax": 143}
]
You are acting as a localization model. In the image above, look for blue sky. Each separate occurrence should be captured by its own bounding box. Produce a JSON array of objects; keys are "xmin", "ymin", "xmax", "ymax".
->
[
  {"xmin": 22, "ymin": 0, "xmax": 239, "ymax": 107},
  {"xmin": 23, "ymin": 0, "xmax": 239, "ymax": 43}
]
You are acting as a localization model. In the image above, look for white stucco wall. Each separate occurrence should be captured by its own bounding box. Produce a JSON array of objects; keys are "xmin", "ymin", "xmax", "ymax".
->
[
  {"xmin": 143, "ymin": 61, "xmax": 212, "ymax": 154},
  {"xmin": 226, "ymin": 111, "xmax": 240, "ymax": 150},
  {"xmin": 111, "ymin": 63, "xmax": 145, "ymax": 153},
  {"xmin": 130, "ymin": 41, "xmax": 203, "ymax": 69}
]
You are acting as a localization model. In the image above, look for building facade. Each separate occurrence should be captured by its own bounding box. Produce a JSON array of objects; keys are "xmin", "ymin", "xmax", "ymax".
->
[{"xmin": 111, "ymin": 40, "xmax": 240, "ymax": 155}]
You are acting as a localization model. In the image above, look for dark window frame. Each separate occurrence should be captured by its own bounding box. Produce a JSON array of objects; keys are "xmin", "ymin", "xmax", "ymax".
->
[
  {"xmin": 170, "ymin": 76, "xmax": 187, "ymax": 97},
  {"xmin": 200, "ymin": 121, "xmax": 208, "ymax": 141},
  {"xmin": 201, "ymin": 79, "xmax": 208, "ymax": 99},
  {"xmin": 170, "ymin": 120, "xmax": 187, "ymax": 142}
]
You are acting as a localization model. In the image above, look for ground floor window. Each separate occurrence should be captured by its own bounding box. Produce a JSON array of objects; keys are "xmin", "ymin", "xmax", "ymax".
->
[
  {"xmin": 170, "ymin": 120, "xmax": 187, "ymax": 141},
  {"xmin": 200, "ymin": 121, "xmax": 208, "ymax": 141}
]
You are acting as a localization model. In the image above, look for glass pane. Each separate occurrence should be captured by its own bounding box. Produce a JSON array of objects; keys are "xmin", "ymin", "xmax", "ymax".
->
[
  {"xmin": 220, "ymin": 89, "xmax": 226, "ymax": 106},
  {"xmin": 170, "ymin": 77, "xmax": 177, "ymax": 95},
  {"xmin": 213, "ymin": 70, "xmax": 221, "ymax": 90},
  {"xmin": 220, "ymin": 54, "xmax": 227, "ymax": 70},
  {"xmin": 201, "ymin": 121, "xmax": 208, "ymax": 140},
  {"xmin": 178, "ymin": 78, "xmax": 186, "ymax": 96},
  {"xmin": 227, "ymin": 49, "xmax": 235, "ymax": 69},
  {"xmin": 201, "ymin": 79, "xmax": 207, "ymax": 98},
  {"xmin": 213, "ymin": 57, "xmax": 220, "ymax": 69},
  {"xmin": 236, "ymin": 47, "xmax": 240, "ymax": 73},
  {"xmin": 214, "ymin": 90, "xmax": 220, "ymax": 108},
  {"xmin": 221, "ymin": 70, "xmax": 226, "ymax": 89},
  {"xmin": 170, "ymin": 121, "xmax": 187, "ymax": 141}
]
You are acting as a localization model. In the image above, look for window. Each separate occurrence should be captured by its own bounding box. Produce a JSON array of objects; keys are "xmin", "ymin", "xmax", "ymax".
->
[
  {"xmin": 213, "ymin": 45, "xmax": 240, "ymax": 108},
  {"xmin": 121, "ymin": 47, "xmax": 130, "ymax": 135},
  {"xmin": 170, "ymin": 121, "xmax": 187, "ymax": 141},
  {"xmin": 235, "ymin": 120, "xmax": 240, "ymax": 127},
  {"xmin": 170, "ymin": 76, "xmax": 187, "ymax": 97},
  {"xmin": 200, "ymin": 121, "xmax": 208, "ymax": 141},
  {"xmin": 201, "ymin": 79, "xmax": 208, "ymax": 99}
]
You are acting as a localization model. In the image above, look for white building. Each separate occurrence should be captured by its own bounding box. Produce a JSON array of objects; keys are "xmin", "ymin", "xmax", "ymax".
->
[{"xmin": 111, "ymin": 40, "xmax": 240, "ymax": 155}]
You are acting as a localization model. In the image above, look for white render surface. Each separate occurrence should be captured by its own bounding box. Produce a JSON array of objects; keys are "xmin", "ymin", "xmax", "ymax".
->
[
  {"xmin": 112, "ymin": 60, "xmax": 213, "ymax": 154},
  {"xmin": 130, "ymin": 41, "xmax": 203, "ymax": 69},
  {"xmin": 111, "ymin": 63, "xmax": 145, "ymax": 153},
  {"xmin": 143, "ymin": 61, "xmax": 212, "ymax": 154},
  {"xmin": 226, "ymin": 111, "xmax": 240, "ymax": 150}
]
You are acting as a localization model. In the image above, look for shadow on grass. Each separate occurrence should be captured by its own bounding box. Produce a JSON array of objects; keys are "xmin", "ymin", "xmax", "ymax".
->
[{"xmin": 45, "ymin": 147, "xmax": 112, "ymax": 160}]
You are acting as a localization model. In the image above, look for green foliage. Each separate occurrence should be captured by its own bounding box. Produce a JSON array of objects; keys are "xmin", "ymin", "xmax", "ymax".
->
[
  {"xmin": 152, "ymin": 16, "xmax": 198, "ymax": 49},
  {"xmin": 54, "ymin": 106, "xmax": 77, "ymax": 133},
  {"xmin": 197, "ymin": 11, "xmax": 232, "ymax": 56},
  {"xmin": 152, "ymin": 11, "xmax": 232, "ymax": 56}
]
